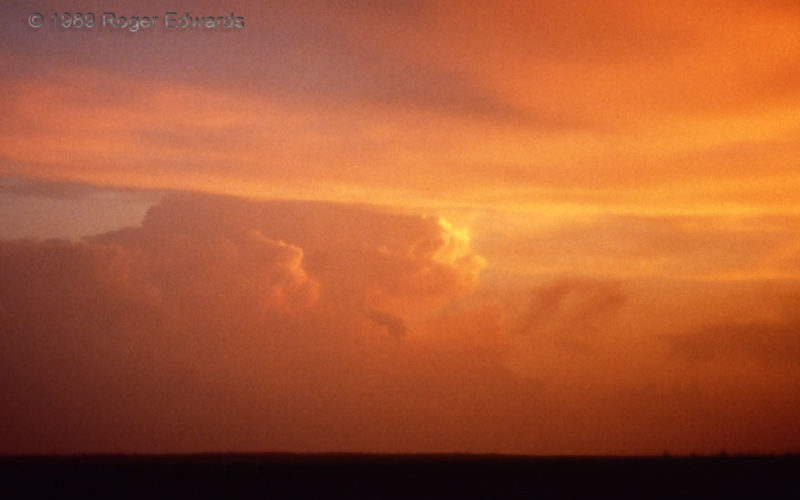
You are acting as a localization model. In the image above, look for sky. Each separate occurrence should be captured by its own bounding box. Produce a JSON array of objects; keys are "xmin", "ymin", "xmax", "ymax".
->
[{"xmin": 1, "ymin": 0, "xmax": 799, "ymax": 454}]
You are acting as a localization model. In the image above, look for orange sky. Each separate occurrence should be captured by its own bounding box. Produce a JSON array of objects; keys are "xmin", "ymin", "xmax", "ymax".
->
[{"xmin": 1, "ymin": 0, "xmax": 799, "ymax": 454}]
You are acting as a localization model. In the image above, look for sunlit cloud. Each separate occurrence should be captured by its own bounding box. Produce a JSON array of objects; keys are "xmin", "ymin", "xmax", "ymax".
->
[{"xmin": 2, "ymin": 0, "xmax": 800, "ymax": 455}]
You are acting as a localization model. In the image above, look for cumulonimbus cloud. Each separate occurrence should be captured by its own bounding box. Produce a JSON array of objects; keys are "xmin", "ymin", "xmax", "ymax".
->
[{"xmin": 0, "ymin": 192, "xmax": 496, "ymax": 453}]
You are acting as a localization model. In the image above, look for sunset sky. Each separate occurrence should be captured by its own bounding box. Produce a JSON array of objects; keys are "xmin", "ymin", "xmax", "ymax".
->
[{"xmin": 2, "ymin": 0, "xmax": 800, "ymax": 455}]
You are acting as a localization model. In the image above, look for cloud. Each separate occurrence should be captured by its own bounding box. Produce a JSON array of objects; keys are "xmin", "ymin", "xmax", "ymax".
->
[
  {"xmin": 671, "ymin": 320, "xmax": 800, "ymax": 364},
  {"xmin": 474, "ymin": 212, "xmax": 800, "ymax": 279},
  {"xmin": 1, "ymin": 1, "xmax": 586, "ymax": 130},
  {"xmin": 0, "ymin": 192, "xmax": 499, "ymax": 453},
  {"xmin": 0, "ymin": 177, "xmax": 158, "ymax": 200},
  {"xmin": 3, "ymin": 191, "xmax": 800, "ymax": 455},
  {"xmin": 669, "ymin": 290, "xmax": 800, "ymax": 364},
  {"xmin": 6, "ymin": 1, "xmax": 800, "ymax": 216},
  {"xmin": 514, "ymin": 278, "xmax": 626, "ymax": 339},
  {"xmin": 104, "ymin": 193, "xmax": 486, "ymax": 316},
  {"xmin": 364, "ymin": 309, "xmax": 407, "ymax": 338}
]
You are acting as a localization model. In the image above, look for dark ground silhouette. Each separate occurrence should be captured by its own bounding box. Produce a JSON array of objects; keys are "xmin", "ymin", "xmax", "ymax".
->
[{"xmin": 1, "ymin": 453, "xmax": 798, "ymax": 498}]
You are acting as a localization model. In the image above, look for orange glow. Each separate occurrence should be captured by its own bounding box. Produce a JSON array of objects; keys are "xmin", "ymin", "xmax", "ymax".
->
[{"xmin": 1, "ymin": 0, "xmax": 800, "ymax": 455}]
